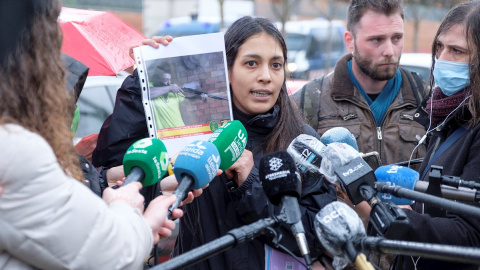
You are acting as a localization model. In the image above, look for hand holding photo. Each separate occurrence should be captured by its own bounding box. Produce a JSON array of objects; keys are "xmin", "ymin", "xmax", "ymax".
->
[{"xmin": 133, "ymin": 33, "xmax": 232, "ymax": 155}]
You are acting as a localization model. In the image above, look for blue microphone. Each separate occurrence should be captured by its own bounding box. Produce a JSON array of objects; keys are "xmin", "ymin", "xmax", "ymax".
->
[{"xmin": 168, "ymin": 140, "xmax": 220, "ymax": 218}]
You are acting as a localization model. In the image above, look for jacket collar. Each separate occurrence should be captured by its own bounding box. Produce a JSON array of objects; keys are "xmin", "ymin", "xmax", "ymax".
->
[
  {"xmin": 330, "ymin": 53, "xmax": 417, "ymax": 105},
  {"xmin": 233, "ymin": 104, "xmax": 280, "ymax": 135}
]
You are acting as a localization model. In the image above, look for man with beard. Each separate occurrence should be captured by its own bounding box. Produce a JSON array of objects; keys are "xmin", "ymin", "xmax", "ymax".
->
[
  {"xmin": 291, "ymin": 1, "xmax": 428, "ymax": 269},
  {"xmin": 292, "ymin": 0, "xmax": 427, "ymax": 167}
]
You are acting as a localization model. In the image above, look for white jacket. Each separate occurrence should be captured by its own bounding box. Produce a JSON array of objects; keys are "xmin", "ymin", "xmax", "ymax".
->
[{"xmin": 0, "ymin": 124, "xmax": 153, "ymax": 270}]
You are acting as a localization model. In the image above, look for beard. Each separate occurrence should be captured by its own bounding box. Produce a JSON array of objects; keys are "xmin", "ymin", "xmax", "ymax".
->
[{"xmin": 353, "ymin": 42, "xmax": 400, "ymax": 81}]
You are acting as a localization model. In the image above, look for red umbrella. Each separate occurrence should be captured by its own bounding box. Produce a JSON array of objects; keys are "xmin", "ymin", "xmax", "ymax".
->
[{"xmin": 59, "ymin": 7, "xmax": 146, "ymax": 76}]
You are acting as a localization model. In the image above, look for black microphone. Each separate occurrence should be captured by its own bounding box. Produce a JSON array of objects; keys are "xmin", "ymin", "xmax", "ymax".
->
[
  {"xmin": 319, "ymin": 142, "xmax": 378, "ymax": 205},
  {"xmin": 375, "ymin": 182, "xmax": 480, "ymax": 219},
  {"xmin": 152, "ymin": 216, "xmax": 283, "ymax": 270},
  {"xmin": 319, "ymin": 143, "xmax": 410, "ymax": 238},
  {"xmin": 259, "ymin": 151, "xmax": 313, "ymax": 269},
  {"xmin": 315, "ymin": 202, "xmax": 480, "ymax": 268},
  {"xmin": 314, "ymin": 201, "xmax": 374, "ymax": 270}
]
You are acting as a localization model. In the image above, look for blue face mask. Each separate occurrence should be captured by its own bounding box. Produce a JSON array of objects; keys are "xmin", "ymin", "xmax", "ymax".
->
[{"xmin": 433, "ymin": 58, "xmax": 470, "ymax": 96}]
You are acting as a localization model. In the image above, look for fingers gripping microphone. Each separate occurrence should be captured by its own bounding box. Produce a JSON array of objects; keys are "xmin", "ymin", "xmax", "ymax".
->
[
  {"xmin": 259, "ymin": 151, "xmax": 313, "ymax": 269},
  {"xmin": 320, "ymin": 127, "xmax": 359, "ymax": 151},
  {"xmin": 208, "ymin": 120, "xmax": 247, "ymax": 170},
  {"xmin": 314, "ymin": 201, "xmax": 374, "ymax": 270},
  {"xmin": 168, "ymin": 140, "xmax": 220, "ymax": 218},
  {"xmin": 122, "ymin": 138, "xmax": 169, "ymax": 187},
  {"xmin": 287, "ymin": 134, "xmax": 325, "ymax": 174}
]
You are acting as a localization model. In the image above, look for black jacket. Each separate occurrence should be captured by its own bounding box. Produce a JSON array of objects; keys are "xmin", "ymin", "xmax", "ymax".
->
[
  {"xmin": 93, "ymin": 70, "xmax": 337, "ymax": 269},
  {"xmin": 173, "ymin": 104, "xmax": 337, "ymax": 269},
  {"xmin": 393, "ymin": 98, "xmax": 480, "ymax": 270},
  {"xmin": 93, "ymin": 70, "xmax": 149, "ymax": 168},
  {"xmin": 78, "ymin": 154, "xmax": 107, "ymax": 197},
  {"xmin": 92, "ymin": 70, "xmax": 160, "ymax": 205}
]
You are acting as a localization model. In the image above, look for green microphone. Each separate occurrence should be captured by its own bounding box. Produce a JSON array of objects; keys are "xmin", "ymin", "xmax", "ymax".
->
[
  {"xmin": 208, "ymin": 120, "xmax": 247, "ymax": 170},
  {"xmin": 122, "ymin": 138, "xmax": 169, "ymax": 187}
]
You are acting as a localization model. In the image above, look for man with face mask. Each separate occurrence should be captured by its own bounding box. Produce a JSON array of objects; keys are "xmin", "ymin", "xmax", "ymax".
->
[{"xmin": 292, "ymin": 0, "xmax": 427, "ymax": 168}]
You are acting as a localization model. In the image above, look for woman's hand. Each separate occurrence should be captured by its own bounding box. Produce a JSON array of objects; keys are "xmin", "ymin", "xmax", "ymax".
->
[
  {"xmin": 106, "ymin": 165, "xmax": 126, "ymax": 187},
  {"xmin": 160, "ymin": 170, "xmax": 222, "ymax": 205},
  {"xmin": 143, "ymin": 195, "xmax": 183, "ymax": 244},
  {"xmin": 102, "ymin": 182, "xmax": 145, "ymax": 212},
  {"xmin": 225, "ymin": 150, "xmax": 254, "ymax": 187},
  {"xmin": 129, "ymin": 35, "xmax": 174, "ymax": 60}
]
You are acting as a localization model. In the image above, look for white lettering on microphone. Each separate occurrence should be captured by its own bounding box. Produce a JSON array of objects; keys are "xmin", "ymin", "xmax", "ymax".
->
[
  {"xmin": 387, "ymin": 165, "xmax": 401, "ymax": 174},
  {"xmin": 128, "ymin": 149, "xmax": 147, "ymax": 155},
  {"xmin": 265, "ymin": 170, "xmax": 290, "ymax": 181},
  {"xmin": 205, "ymin": 154, "xmax": 219, "ymax": 179},
  {"xmin": 341, "ymin": 163, "xmax": 364, "ymax": 177},
  {"xmin": 152, "ymin": 156, "xmax": 161, "ymax": 179},
  {"xmin": 301, "ymin": 149, "xmax": 312, "ymax": 160},
  {"xmin": 321, "ymin": 208, "xmax": 349, "ymax": 224},
  {"xmin": 183, "ymin": 146, "xmax": 204, "ymax": 156}
]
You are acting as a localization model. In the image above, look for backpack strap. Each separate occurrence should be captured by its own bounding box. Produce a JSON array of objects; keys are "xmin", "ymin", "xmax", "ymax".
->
[
  {"xmin": 401, "ymin": 68, "xmax": 426, "ymax": 106},
  {"xmin": 300, "ymin": 75, "xmax": 325, "ymax": 131}
]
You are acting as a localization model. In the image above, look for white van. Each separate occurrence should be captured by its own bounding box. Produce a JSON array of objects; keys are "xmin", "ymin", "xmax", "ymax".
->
[
  {"xmin": 74, "ymin": 73, "xmax": 128, "ymax": 142},
  {"xmin": 280, "ymin": 19, "xmax": 346, "ymax": 80}
]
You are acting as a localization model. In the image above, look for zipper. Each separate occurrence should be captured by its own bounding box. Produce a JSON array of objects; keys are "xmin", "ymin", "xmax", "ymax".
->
[
  {"xmin": 318, "ymin": 114, "xmax": 358, "ymax": 121},
  {"xmin": 401, "ymin": 114, "xmax": 414, "ymax": 121},
  {"xmin": 343, "ymin": 114, "xmax": 357, "ymax": 121},
  {"xmin": 377, "ymin": 127, "xmax": 382, "ymax": 140}
]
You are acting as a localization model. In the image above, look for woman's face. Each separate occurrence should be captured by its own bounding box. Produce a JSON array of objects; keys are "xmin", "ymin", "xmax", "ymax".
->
[
  {"xmin": 228, "ymin": 32, "xmax": 285, "ymax": 115},
  {"xmin": 436, "ymin": 24, "xmax": 470, "ymax": 63}
]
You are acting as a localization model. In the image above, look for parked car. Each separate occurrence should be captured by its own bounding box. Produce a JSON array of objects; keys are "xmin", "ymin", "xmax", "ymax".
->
[
  {"xmin": 286, "ymin": 79, "xmax": 309, "ymax": 95},
  {"xmin": 74, "ymin": 73, "xmax": 128, "ymax": 143},
  {"xmin": 399, "ymin": 52, "xmax": 432, "ymax": 82},
  {"xmin": 280, "ymin": 19, "xmax": 346, "ymax": 80},
  {"xmin": 154, "ymin": 15, "xmax": 233, "ymax": 38}
]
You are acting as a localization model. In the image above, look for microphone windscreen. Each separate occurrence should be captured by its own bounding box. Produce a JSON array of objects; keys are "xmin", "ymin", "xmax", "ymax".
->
[
  {"xmin": 123, "ymin": 138, "xmax": 169, "ymax": 186},
  {"xmin": 375, "ymin": 165, "xmax": 418, "ymax": 205},
  {"xmin": 259, "ymin": 151, "xmax": 302, "ymax": 205},
  {"xmin": 320, "ymin": 127, "xmax": 359, "ymax": 151},
  {"xmin": 319, "ymin": 142, "xmax": 361, "ymax": 186},
  {"xmin": 208, "ymin": 120, "xmax": 247, "ymax": 170},
  {"xmin": 287, "ymin": 134, "xmax": 325, "ymax": 173},
  {"xmin": 314, "ymin": 201, "xmax": 365, "ymax": 257},
  {"xmin": 173, "ymin": 140, "xmax": 220, "ymax": 189}
]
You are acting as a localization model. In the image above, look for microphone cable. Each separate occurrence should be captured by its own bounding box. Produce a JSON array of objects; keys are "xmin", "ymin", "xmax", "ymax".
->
[
  {"xmin": 265, "ymin": 227, "xmax": 312, "ymax": 270},
  {"xmin": 148, "ymin": 236, "xmax": 173, "ymax": 267},
  {"xmin": 407, "ymin": 87, "xmax": 471, "ymax": 169}
]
